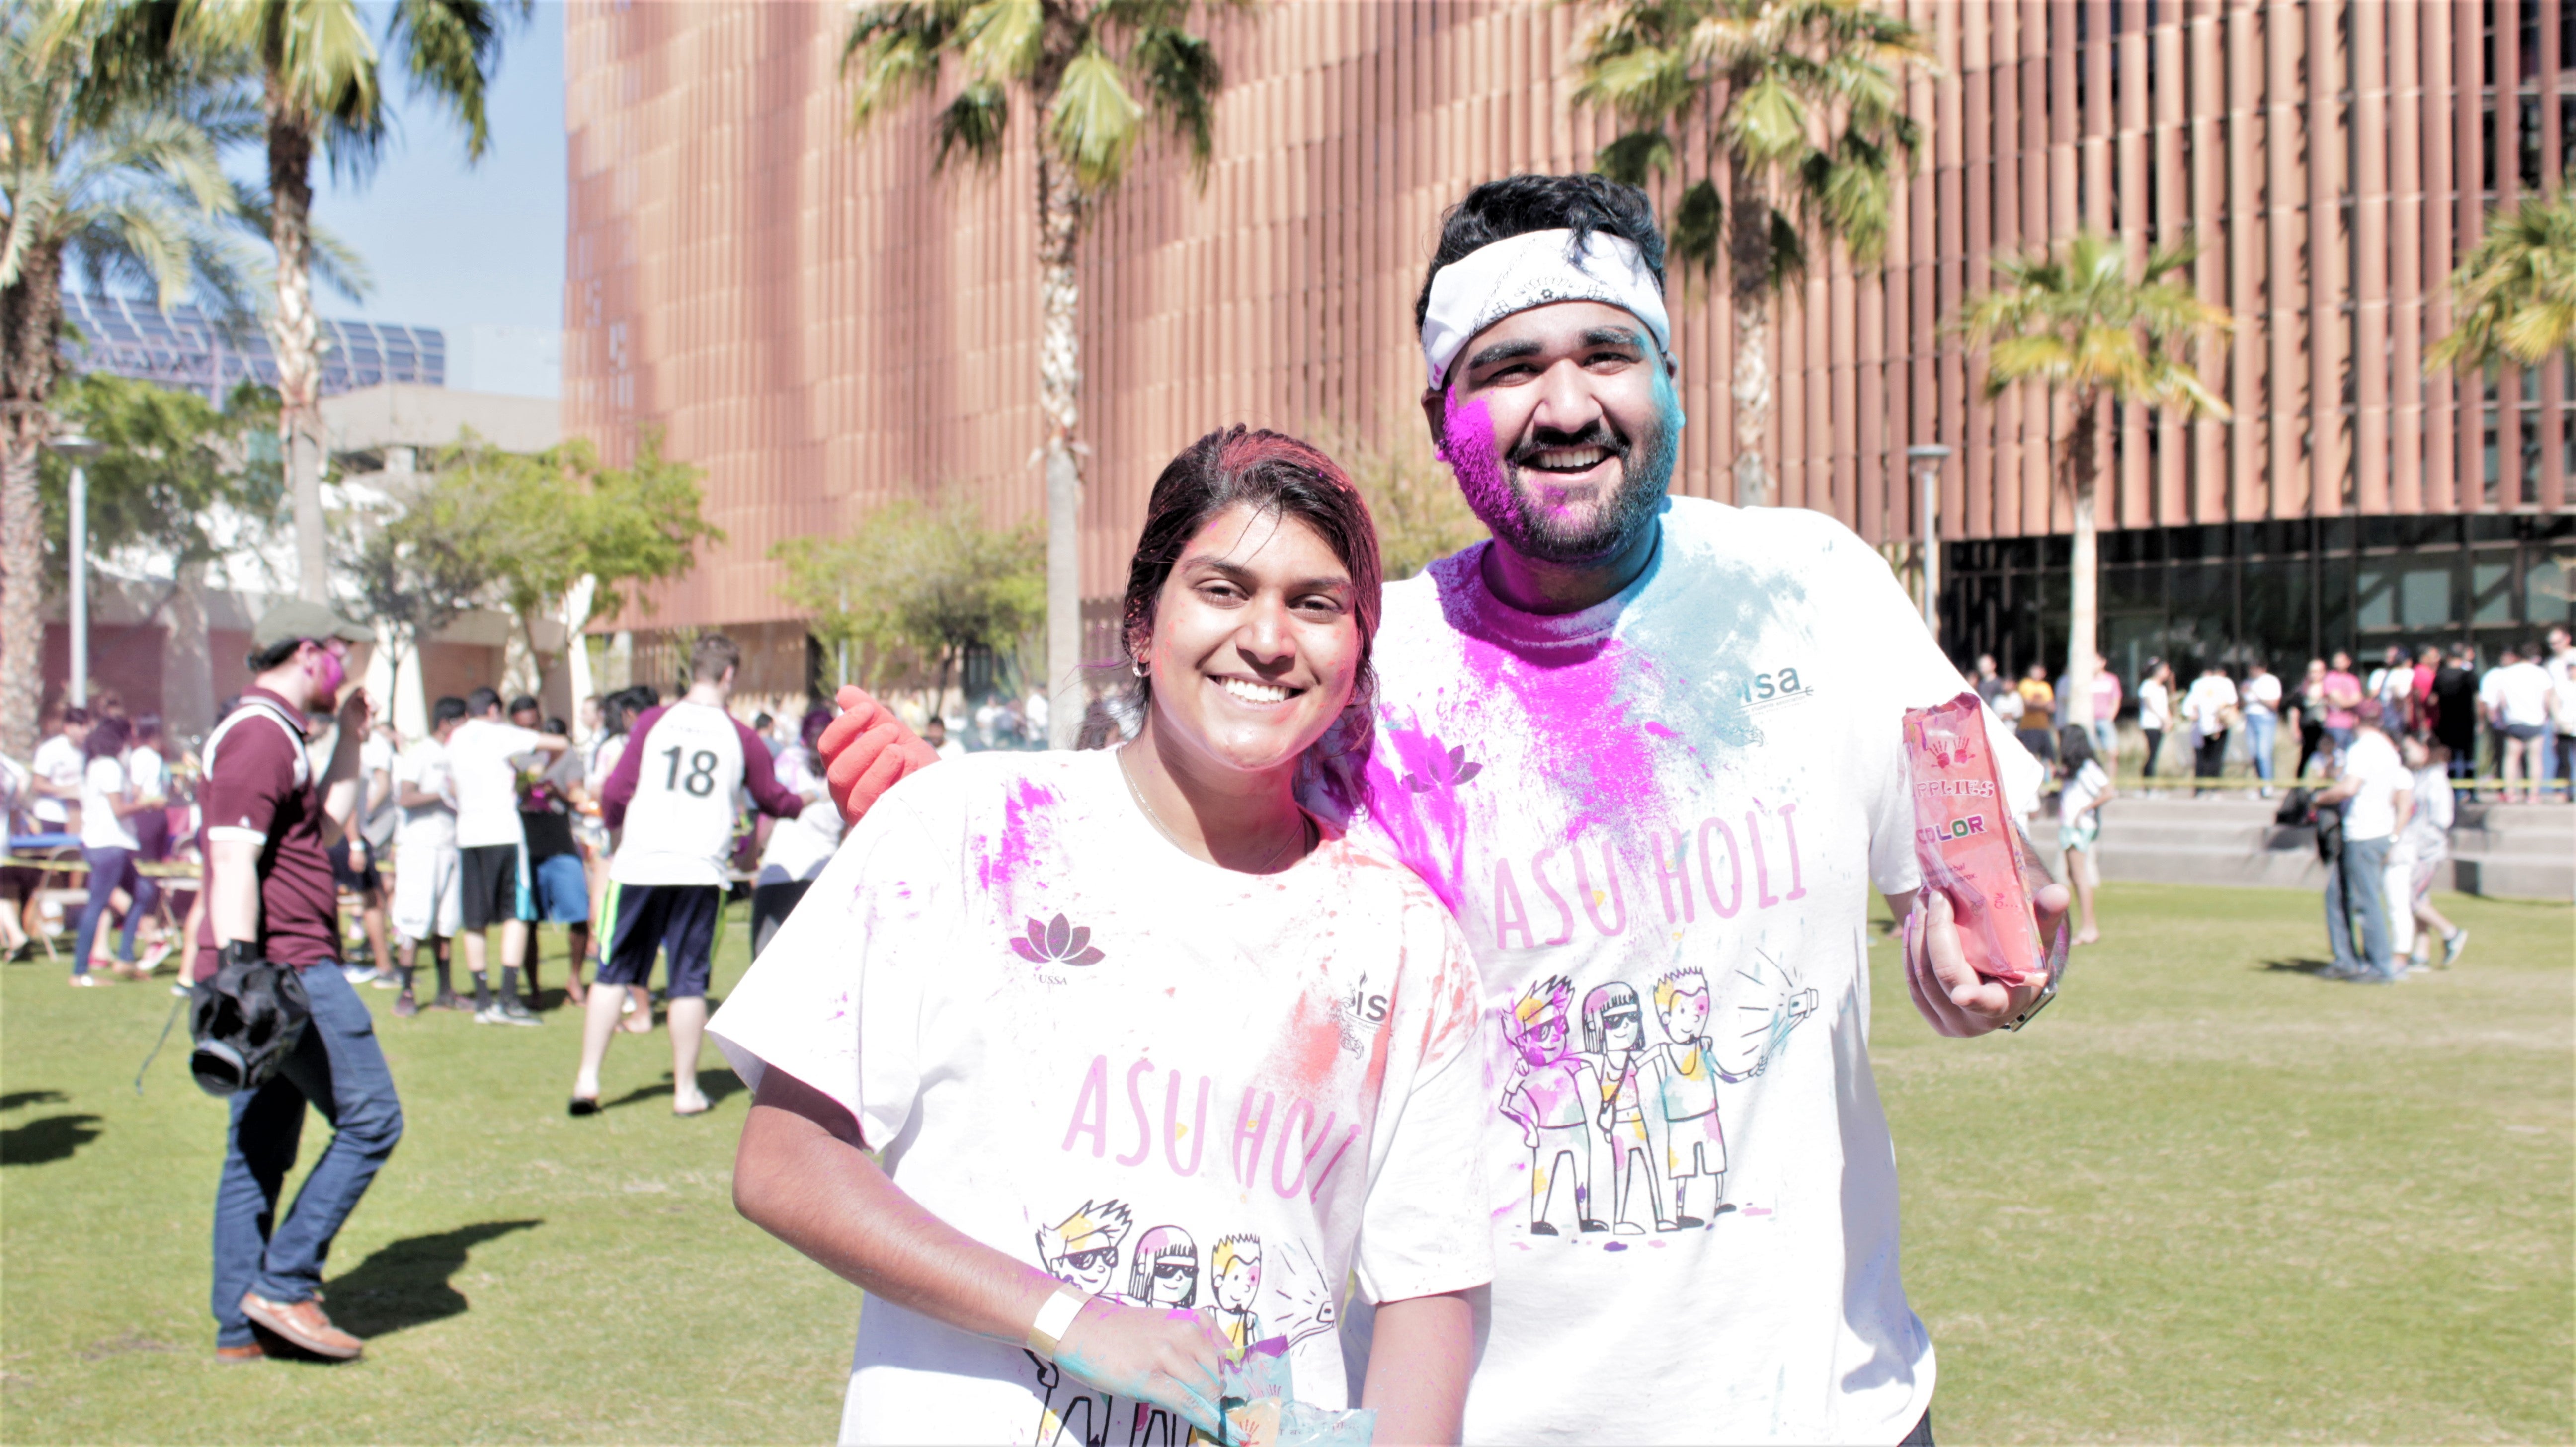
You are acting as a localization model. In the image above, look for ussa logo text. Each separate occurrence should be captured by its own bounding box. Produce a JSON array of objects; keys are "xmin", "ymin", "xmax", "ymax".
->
[{"xmin": 1738, "ymin": 667, "xmax": 1810, "ymax": 704}]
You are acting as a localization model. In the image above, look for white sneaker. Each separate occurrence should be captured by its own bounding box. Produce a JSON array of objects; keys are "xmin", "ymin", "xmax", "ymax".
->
[{"xmin": 341, "ymin": 965, "xmax": 376, "ymax": 985}]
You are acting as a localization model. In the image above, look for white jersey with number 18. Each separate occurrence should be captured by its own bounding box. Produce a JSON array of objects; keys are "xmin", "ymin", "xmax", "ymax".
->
[{"xmin": 610, "ymin": 700, "xmax": 747, "ymax": 887}]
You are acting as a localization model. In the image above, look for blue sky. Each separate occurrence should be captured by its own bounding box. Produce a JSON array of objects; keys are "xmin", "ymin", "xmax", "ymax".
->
[{"xmin": 294, "ymin": 3, "xmax": 566, "ymax": 354}]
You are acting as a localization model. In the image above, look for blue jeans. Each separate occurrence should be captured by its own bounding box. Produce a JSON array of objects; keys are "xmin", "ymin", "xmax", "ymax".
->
[
  {"xmin": 2325, "ymin": 833, "xmax": 2395, "ymax": 980},
  {"xmin": 2245, "ymin": 712, "xmax": 2279, "ymax": 783},
  {"xmin": 211, "ymin": 964, "xmax": 403, "ymax": 1346},
  {"xmin": 72, "ymin": 845, "xmax": 155, "ymax": 970}
]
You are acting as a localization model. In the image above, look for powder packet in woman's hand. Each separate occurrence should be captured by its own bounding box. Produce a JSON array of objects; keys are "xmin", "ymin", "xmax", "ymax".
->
[{"xmin": 1903, "ymin": 692, "xmax": 2051, "ymax": 987}]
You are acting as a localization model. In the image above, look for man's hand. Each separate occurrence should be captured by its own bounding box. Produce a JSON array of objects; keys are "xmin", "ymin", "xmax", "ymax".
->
[
  {"xmin": 1051, "ymin": 1298, "xmax": 1231, "ymax": 1437},
  {"xmin": 336, "ymin": 686, "xmax": 374, "ymax": 739},
  {"xmin": 1897, "ymin": 884, "xmax": 2070, "ymax": 1037},
  {"xmin": 817, "ymin": 686, "xmax": 940, "ymax": 826}
]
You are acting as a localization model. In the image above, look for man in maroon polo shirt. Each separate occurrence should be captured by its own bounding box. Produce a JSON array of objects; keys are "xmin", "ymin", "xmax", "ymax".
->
[{"xmin": 198, "ymin": 601, "xmax": 404, "ymax": 1363}]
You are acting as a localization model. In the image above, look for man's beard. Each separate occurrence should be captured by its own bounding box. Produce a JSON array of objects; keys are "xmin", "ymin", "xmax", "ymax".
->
[{"xmin": 1447, "ymin": 402, "xmax": 1678, "ymax": 566}]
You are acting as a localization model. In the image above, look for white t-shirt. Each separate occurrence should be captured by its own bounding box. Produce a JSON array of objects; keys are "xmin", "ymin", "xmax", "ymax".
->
[
  {"xmin": 129, "ymin": 744, "xmax": 166, "ymax": 800},
  {"xmin": 610, "ymin": 701, "xmax": 754, "ymax": 887},
  {"xmin": 2402, "ymin": 763, "xmax": 2454, "ymax": 857},
  {"xmin": 2136, "ymin": 677, "xmax": 2172, "ymax": 731},
  {"xmin": 2491, "ymin": 660, "xmax": 2555, "ymax": 727},
  {"xmin": 2550, "ymin": 651, "xmax": 2576, "ymax": 730},
  {"xmin": 708, "ymin": 750, "xmax": 1493, "ymax": 1446},
  {"xmin": 2337, "ymin": 730, "xmax": 2412, "ymax": 841},
  {"xmin": 394, "ymin": 736, "xmax": 458, "ymax": 853},
  {"xmin": 2181, "ymin": 675, "xmax": 2239, "ymax": 741},
  {"xmin": 446, "ymin": 718, "xmax": 542, "ymax": 849},
  {"xmin": 2242, "ymin": 672, "xmax": 2282, "ymax": 718},
  {"xmin": 80, "ymin": 755, "xmax": 136, "ymax": 850},
  {"xmin": 359, "ymin": 734, "xmax": 398, "ymax": 847},
  {"xmin": 755, "ymin": 744, "xmax": 840, "ymax": 885},
  {"xmin": 2060, "ymin": 758, "xmax": 2111, "ymax": 830},
  {"xmin": 1319, "ymin": 498, "xmax": 2042, "ymax": 1447},
  {"xmin": 31, "ymin": 733, "xmax": 80, "ymax": 826}
]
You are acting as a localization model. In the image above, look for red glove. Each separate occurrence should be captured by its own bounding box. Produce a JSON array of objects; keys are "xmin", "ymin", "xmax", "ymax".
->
[{"xmin": 821, "ymin": 685, "xmax": 941, "ymax": 826}]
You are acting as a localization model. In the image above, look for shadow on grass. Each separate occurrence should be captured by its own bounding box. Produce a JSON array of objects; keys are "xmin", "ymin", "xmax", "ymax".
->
[
  {"xmin": 596, "ymin": 1069, "xmax": 746, "ymax": 1113},
  {"xmin": 2262, "ymin": 958, "xmax": 2344, "ymax": 976},
  {"xmin": 1, "ymin": 1113, "xmax": 104, "ymax": 1166},
  {"xmin": 324, "ymin": 1219, "xmax": 544, "ymax": 1338},
  {"xmin": 1, "ymin": 1089, "xmax": 70, "ymax": 1111}
]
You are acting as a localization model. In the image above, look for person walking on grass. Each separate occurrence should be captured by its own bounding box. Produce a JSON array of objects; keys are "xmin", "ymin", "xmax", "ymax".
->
[
  {"xmin": 2312, "ymin": 700, "xmax": 2413, "ymax": 984},
  {"xmin": 2396, "ymin": 735, "xmax": 2468, "ymax": 971},
  {"xmin": 569, "ymin": 635, "xmax": 805, "ymax": 1118},
  {"xmin": 580, "ymin": 687, "xmax": 657, "ymax": 1035},
  {"xmin": 70, "ymin": 715, "xmax": 165, "ymax": 984},
  {"xmin": 198, "ymin": 601, "xmax": 402, "ymax": 1363},
  {"xmin": 326, "ymin": 719, "xmax": 397, "ymax": 989},
  {"xmin": 748, "ymin": 706, "xmax": 837, "ymax": 961},
  {"xmin": 2057, "ymin": 724, "xmax": 2113, "ymax": 947},
  {"xmin": 445, "ymin": 689, "xmax": 570, "ymax": 1026},
  {"xmin": 2181, "ymin": 662, "xmax": 2240, "ymax": 796},
  {"xmin": 390, "ymin": 696, "xmax": 467, "ymax": 1016},
  {"xmin": 514, "ymin": 707, "xmax": 594, "ymax": 1006}
]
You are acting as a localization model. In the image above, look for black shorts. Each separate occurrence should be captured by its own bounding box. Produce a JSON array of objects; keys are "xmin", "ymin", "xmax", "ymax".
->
[
  {"xmin": 458, "ymin": 843, "xmax": 532, "ymax": 932},
  {"xmin": 599, "ymin": 884, "xmax": 722, "ymax": 999},
  {"xmin": 327, "ymin": 839, "xmax": 383, "ymax": 894}
]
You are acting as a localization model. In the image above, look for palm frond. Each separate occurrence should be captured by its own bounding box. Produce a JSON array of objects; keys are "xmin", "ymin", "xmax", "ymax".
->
[
  {"xmin": 391, "ymin": 0, "xmax": 524, "ymax": 162},
  {"xmin": 1593, "ymin": 129, "xmax": 1678, "ymax": 186},
  {"xmin": 1048, "ymin": 42, "xmax": 1142, "ymax": 192},
  {"xmin": 843, "ymin": 1, "xmax": 956, "ymax": 128},
  {"xmin": 1130, "ymin": 23, "xmax": 1220, "ymax": 183},
  {"xmin": 934, "ymin": 81, "xmax": 1009, "ymax": 172}
]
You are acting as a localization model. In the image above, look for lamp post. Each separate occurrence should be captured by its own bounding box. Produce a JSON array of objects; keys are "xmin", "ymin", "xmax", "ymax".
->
[
  {"xmin": 51, "ymin": 434, "xmax": 104, "ymax": 708},
  {"xmin": 1904, "ymin": 445, "xmax": 1950, "ymax": 636}
]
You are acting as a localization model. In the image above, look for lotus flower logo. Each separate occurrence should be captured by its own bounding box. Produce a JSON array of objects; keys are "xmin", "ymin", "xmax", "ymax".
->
[
  {"xmin": 1009, "ymin": 913, "xmax": 1106, "ymax": 967},
  {"xmin": 1402, "ymin": 744, "xmax": 1483, "ymax": 793}
]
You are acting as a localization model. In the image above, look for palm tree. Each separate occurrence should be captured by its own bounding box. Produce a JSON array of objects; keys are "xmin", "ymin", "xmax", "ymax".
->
[
  {"xmin": 1, "ymin": 5, "xmax": 249, "ymax": 758},
  {"xmin": 2425, "ymin": 190, "xmax": 2576, "ymax": 374},
  {"xmin": 843, "ymin": 0, "xmax": 1237, "ymax": 747},
  {"xmin": 1575, "ymin": 0, "xmax": 1931, "ymax": 508},
  {"xmin": 1952, "ymin": 232, "xmax": 2232, "ymax": 732},
  {"xmin": 58, "ymin": 0, "xmax": 526, "ymax": 606}
]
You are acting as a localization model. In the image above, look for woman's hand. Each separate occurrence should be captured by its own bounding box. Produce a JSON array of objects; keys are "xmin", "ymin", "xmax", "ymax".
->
[{"xmin": 1051, "ymin": 1297, "xmax": 1231, "ymax": 1436}]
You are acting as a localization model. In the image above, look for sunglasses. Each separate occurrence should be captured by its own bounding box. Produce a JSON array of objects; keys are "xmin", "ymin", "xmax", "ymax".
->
[
  {"xmin": 1153, "ymin": 1261, "xmax": 1198, "ymax": 1281},
  {"xmin": 1063, "ymin": 1248, "xmax": 1116, "ymax": 1272}
]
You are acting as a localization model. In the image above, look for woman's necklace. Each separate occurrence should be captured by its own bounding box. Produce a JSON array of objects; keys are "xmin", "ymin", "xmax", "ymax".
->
[{"xmin": 1117, "ymin": 743, "xmax": 1312, "ymax": 874}]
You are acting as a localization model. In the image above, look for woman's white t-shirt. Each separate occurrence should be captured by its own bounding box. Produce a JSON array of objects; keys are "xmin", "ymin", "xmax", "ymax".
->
[
  {"xmin": 80, "ymin": 756, "xmax": 136, "ymax": 850},
  {"xmin": 755, "ymin": 743, "xmax": 841, "ymax": 885},
  {"xmin": 708, "ymin": 750, "xmax": 1494, "ymax": 1447},
  {"xmin": 2138, "ymin": 677, "xmax": 2173, "ymax": 731},
  {"xmin": 2059, "ymin": 758, "xmax": 2111, "ymax": 831}
]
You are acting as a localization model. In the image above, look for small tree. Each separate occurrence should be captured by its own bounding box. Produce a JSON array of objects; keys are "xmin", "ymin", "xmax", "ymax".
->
[
  {"xmin": 773, "ymin": 497, "xmax": 1043, "ymax": 714},
  {"xmin": 1576, "ymin": 0, "xmax": 1932, "ymax": 507},
  {"xmin": 2426, "ymin": 191, "xmax": 2576, "ymax": 375},
  {"xmin": 349, "ymin": 460, "xmax": 507, "ymax": 707},
  {"xmin": 1309, "ymin": 424, "xmax": 1487, "ymax": 582},
  {"xmin": 1952, "ymin": 232, "xmax": 2232, "ymax": 731}
]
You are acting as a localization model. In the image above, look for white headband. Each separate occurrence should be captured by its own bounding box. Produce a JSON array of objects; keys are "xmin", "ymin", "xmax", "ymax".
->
[{"xmin": 1419, "ymin": 228, "xmax": 1672, "ymax": 390}]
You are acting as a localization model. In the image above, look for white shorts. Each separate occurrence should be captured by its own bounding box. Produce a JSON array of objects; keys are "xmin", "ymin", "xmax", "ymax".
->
[{"xmin": 392, "ymin": 841, "xmax": 461, "ymax": 942}]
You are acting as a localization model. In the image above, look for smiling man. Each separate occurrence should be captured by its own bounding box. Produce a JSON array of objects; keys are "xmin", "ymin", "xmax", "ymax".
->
[{"xmin": 817, "ymin": 174, "xmax": 2057, "ymax": 1445}]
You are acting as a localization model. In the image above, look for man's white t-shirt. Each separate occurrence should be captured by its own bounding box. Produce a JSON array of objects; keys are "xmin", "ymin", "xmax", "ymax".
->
[
  {"xmin": 2337, "ymin": 730, "xmax": 2412, "ymax": 841},
  {"xmin": 395, "ymin": 736, "xmax": 458, "ymax": 853},
  {"xmin": 129, "ymin": 744, "xmax": 166, "ymax": 801},
  {"xmin": 2242, "ymin": 671, "xmax": 2283, "ymax": 718},
  {"xmin": 707, "ymin": 750, "xmax": 1493, "ymax": 1446},
  {"xmin": 446, "ymin": 718, "xmax": 541, "ymax": 849},
  {"xmin": 2549, "ymin": 650, "xmax": 2576, "ymax": 731},
  {"xmin": 2181, "ymin": 674, "xmax": 2239, "ymax": 742},
  {"xmin": 80, "ymin": 756, "xmax": 136, "ymax": 850},
  {"xmin": 1319, "ymin": 498, "xmax": 2041, "ymax": 1447},
  {"xmin": 755, "ymin": 744, "xmax": 840, "ymax": 886},
  {"xmin": 31, "ymin": 733, "xmax": 80, "ymax": 826},
  {"xmin": 609, "ymin": 701, "xmax": 756, "ymax": 887},
  {"xmin": 359, "ymin": 733, "xmax": 398, "ymax": 848},
  {"xmin": 2492, "ymin": 660, "xmax": 2555, "ymax": 727}
]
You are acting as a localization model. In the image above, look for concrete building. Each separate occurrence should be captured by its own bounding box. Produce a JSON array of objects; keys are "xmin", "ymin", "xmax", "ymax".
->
[
  {"xmin": 564, "ymin": 0, "xmax": 2574, "ymax": 690},
  {"xmin": 62, "ymin": 291, "xmax": 445, "ymax": 401}
]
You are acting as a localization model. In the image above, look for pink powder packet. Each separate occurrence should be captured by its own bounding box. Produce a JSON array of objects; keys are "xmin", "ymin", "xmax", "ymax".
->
[{"xmin": 1903, "ymin": 692, "xmax": 2053, "ymax": 987}]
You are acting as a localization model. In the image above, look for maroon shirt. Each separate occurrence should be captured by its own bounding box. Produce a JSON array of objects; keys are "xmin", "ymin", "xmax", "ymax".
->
[{"xmin": 193, "ymin": 687, "xmax": 339, "ymax": 976}]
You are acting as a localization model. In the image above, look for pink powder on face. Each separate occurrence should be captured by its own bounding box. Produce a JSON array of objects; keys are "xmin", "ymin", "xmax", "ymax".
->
[{"xmin": 1443, "ymin": 389, "xmax": 1516, "ymax": 530}]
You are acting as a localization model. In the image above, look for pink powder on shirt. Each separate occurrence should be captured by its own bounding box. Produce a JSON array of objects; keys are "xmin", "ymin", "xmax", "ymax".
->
[{"xmin": 976, "ymin": 775, "xmax": 1060, "ymax": 897}]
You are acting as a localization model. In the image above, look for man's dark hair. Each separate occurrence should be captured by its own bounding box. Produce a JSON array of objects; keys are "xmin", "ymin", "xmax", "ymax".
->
[
  {"xmin": 1414, "ymin": 174, "xmax": 1669, "ymax": 335},
  {"xmin": 84, "ymin": 714, "xmax": 132, "ymax": 762},
  {"xmin": 544, "ymin": 716, "xmax": 567, "ymax": 736},
  {"xmin": 752, "ymin": 711, "xmax": 774, "ymax": 731},
  {"xmin": 507, "ymin": 694, "xmax": 540, "ymax": 716},
  {"xmin": 58, "ymin": 705, "xmax": 92, "ymax": 728},
  {"xmin": 133, "ymin": 711, "xmax": 162, "ymax": 742},
  {"xmin": 432, "ymin": 695, "xmax": 470, "ymax": 727},
  {"xmin": 247, "ymin": 638, "xmax": 304, "ymax": 672},
  {"xmin": 467, "ymin": 687, "xmax": 503, "ymax": 718},
  {"xmin": 690, "ymin": 634, "xmax": 743, "ymax": 683}
]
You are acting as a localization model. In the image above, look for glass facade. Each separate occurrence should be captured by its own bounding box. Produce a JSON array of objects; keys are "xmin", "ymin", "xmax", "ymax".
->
[
  {"xmin": 1943, "ymin": 514, "xmax": 2576, "ymax": 678},
  {"xmin": 60, "ymin": 292, "xmax": 444, "ymax": 400}
]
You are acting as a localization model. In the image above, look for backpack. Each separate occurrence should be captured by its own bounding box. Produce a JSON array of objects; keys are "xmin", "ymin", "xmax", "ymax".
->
[{"xmin": 189, "ymin": 948, "xmax": 311, "ymax": 1096}]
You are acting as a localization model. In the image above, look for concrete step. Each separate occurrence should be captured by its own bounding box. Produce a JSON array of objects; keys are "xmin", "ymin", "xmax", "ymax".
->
[{"xmin": 2027, "ymin": 796, "xmax": 2573, "ymax": 900}]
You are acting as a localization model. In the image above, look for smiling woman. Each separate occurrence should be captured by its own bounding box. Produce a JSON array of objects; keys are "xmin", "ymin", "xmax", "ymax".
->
[{"xmin": 709, "ymin": 427, "xmax": 1492, "ymax": 1446}]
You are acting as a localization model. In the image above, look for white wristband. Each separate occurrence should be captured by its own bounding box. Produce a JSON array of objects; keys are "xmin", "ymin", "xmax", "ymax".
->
[{"xmin": 1026, "ymin": 1284, "xmax": 1088, "ymax": 1361}]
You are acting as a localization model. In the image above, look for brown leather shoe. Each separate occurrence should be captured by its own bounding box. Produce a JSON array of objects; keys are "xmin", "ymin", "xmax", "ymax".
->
[
  {"xmin": 239, "ymin": 1291, "xmax": 363, "ymax": 1360},
  {"xmin": 215, "ymin": 1341, "xmax": 265, "ymax": 1363}
]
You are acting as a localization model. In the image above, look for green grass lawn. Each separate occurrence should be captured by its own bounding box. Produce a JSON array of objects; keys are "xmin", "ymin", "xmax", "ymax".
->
[{"xmin": 2, "ymin": 885, "xmax": 2569, "ymax": 1444}]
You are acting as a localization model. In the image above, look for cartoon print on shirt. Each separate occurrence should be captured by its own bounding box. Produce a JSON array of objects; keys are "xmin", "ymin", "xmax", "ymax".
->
[
  {"xmin": 1715, "ymin": 946, "xmax": 1819, "ymax": 1080},
  {"xmin": 1124, "ymin": 1224, "xmax": 1199, "ymax": 1307},
  {"xmin": 1500, "ymin": 976, "xmax": 1608, "ymax": 1235},
  {"xmin": 1641, "ymin": 969, "xmax": 1733, "ymax": 1226},
  {"xmin": 1030, "ymin": 1200, "xmax": 1133, "ymax": 1447},
  {"xmin": 1259, "ymin": 1238, "xmax": 1340, "ymax": 1350},
  {"xmin": 1580, "ymin": 981, "xmax": 1673, "ymax": 1235},
  {"xmin": 1209, "ymin": 1234, "xmax": 1264, "ymax": 1349}
]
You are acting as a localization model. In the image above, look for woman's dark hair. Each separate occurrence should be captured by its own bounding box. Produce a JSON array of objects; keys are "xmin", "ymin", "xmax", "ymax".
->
[
  {"xmin": 84, "ymin": 715, "xmax": 132, "ymax": 761},
  {"xmin": 132, "ymin": 711, "xmax": 162, "ymax": 744},
  {"xmin": 2057, "ymin": 724, "xmax": 2095, "ymax": 770},
  {"xmin": 1103, "ymin": 426, "xmax": 1383, "ymax": 766},
  {"xmin": 800, "ymin": 707, "xmax": 831, "ymax": 750},
  {"xmin": 1414, "ymin": 174, "xmax": 1668, "ymax": 334}
]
